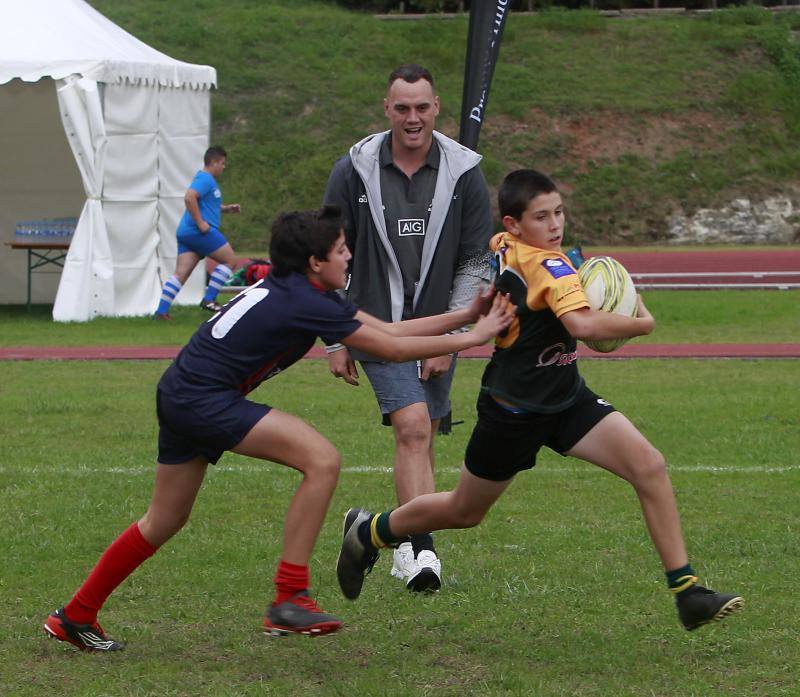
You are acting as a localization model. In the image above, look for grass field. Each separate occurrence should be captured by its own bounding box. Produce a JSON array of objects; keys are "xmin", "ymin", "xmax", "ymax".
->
[
  {"xmin": 83, "ymin": 1, "xmax": 800, "ymax": 246},
  {"xmin": 4, "ymin": 2, "xmax": 798, "ymax": 692},
  {"xmin": 2, "ymin": 357, "xmax": 799, "ymax": 696},
  {"xmin": 2, "ymin": 288, "xmax": 799, "ymax": 347}
]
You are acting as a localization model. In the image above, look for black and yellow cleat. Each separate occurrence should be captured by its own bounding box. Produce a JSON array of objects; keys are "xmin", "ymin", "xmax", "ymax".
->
[
  {"xmin": 336, "ymin": 508, "xmax": 379, "ymax": 600},
  {"xmin": 676, "ymin": 586, "xmax": 744, "ymax": 631}
]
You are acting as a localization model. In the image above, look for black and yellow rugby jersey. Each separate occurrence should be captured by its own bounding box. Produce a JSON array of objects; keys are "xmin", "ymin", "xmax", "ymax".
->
[{"xmin": 480, "ymin": 232, "xmax": 590, "ymax": 413}]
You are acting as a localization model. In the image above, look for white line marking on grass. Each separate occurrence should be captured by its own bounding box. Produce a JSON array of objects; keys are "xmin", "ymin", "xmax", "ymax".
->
[
  {"xmin": 355, "ymin": 464, "xmax": 800, "ymax": 474},
  {"xmin": 4, "ymin": 463, "xmax": 800, "ymax": 475},
  {"xmin": 667, "ymin": 464, "xmax": 800, "ymax": 473}
]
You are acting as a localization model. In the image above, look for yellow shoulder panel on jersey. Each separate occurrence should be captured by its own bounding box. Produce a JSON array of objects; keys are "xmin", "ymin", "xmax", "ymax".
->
[{"xmin": 492, "ymin": 234, "xmax": 588, "ymax": 315}]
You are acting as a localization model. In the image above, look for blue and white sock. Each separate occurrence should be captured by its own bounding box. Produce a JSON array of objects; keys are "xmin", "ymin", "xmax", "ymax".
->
[
  {"xmin": 157, "ymin": 275, "xmax": 182, "ymax": 315},
  {"xmin": 204, "ymin": 264, "xmax": 232, "ymax": 302}
]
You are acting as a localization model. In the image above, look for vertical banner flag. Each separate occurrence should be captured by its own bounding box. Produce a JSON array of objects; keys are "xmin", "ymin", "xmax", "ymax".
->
[
  {"xmin": 441, "ymin": 1, "xmax": 509, "ymax": 435},
  {"xmin": 458, "ymin": 0, "xmax": 510, "ymax": 151}
]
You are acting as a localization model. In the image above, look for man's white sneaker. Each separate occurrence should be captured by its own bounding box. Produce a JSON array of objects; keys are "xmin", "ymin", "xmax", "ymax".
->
[
  {"xmin": 406, "ymin": 549, "xmax": 442, "ymax": 593},
  {"xmin": 391, "ymin": 542, "xmax": 415, "ymax": 581}
]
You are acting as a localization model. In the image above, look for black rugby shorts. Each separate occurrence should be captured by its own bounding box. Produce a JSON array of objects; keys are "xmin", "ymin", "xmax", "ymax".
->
[{"xmin": 464, "ymin": 386, "xmax": 616, "ymax": 481}]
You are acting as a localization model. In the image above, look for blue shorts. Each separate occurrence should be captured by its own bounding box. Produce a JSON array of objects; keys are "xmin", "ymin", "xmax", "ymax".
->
[
  {"xmin": 360, "ymin": 358, "xmax": 456, "ymax": 426},
  {"xmin": 156, "ymin": 388, "xmax": 271, "ymax": 465},
  {"xmin": 464, "ymin": 385, "xmax": 616, "ymax": 481},
  {"xmin": 177, "ymin": 228, "xmax": 228, "ymax": 257}
]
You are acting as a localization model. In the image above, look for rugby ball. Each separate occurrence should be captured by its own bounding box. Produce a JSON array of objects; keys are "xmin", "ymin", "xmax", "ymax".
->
[{"xmin": 577, "ymin": 256, "xmax": 637, "ymax": 353}]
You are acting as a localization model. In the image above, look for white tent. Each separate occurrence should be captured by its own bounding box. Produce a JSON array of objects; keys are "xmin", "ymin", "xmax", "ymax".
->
[{"xmin": 0, "ymin": 0, "xmax": 217, "ymax": 320}]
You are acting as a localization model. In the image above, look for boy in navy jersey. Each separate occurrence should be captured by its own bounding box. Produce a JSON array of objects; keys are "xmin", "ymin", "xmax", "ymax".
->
[
  {"xmin": 337, "ymin": 170, "xmax": 743, "ymax": 632},
  {"xmin": 44, "ymin": 206, "xmax": 514, "ymax": 650}
]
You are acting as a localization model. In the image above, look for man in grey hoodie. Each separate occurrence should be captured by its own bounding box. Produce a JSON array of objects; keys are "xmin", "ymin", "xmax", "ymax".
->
[{"xmin": 323, "ymin": 64, "xmax": 493, "ymax": 593}]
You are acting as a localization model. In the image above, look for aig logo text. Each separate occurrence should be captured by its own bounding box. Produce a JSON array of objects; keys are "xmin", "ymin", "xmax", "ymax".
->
[{"xmin": 398, "ymin": 219, "xmax": 425, "ymax": 236}]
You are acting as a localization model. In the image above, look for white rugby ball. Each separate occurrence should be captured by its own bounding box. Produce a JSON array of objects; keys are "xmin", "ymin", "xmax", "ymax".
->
[{"xmin": 577, "ymin": 256, "xmax": 637, "ymax": 353}]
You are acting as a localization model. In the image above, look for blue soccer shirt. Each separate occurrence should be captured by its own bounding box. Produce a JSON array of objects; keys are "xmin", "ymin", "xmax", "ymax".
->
[{"xmin": 177, "ymin": 170, "xmax": 222, "ymax": 236}]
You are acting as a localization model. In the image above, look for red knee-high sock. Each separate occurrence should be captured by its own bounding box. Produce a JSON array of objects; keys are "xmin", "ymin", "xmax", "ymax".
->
[
  {"xmin": 273, "ymin": 560, "xmax": 310, "ymax": 605},
  {"xmin": 64, "ymin": 522, "xmax": 157, "ymax": 625}
]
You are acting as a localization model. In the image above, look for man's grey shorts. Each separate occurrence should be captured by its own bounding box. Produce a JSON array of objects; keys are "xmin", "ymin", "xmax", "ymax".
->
[{"xmin": 359, "ymin": 358, "xmax": 457, "ymax": 426}]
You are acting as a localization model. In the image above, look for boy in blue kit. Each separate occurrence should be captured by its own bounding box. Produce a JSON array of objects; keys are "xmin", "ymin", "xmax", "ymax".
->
[
  {"xmin": 44, "ymin": 206, "xmax": 514, "ymax": 650},
  {"xmin": 337, "ymin": 170, "xmax": 744, "ymax": 632},
  {"xmin": 155, "ymin": 145, "xmax": 242, "ymax": 318}
]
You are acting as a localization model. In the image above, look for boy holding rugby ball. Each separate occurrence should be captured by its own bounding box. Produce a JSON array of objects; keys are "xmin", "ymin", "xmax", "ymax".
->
[{"xmin": 337, "ymin": 169, "xmax": 743, "ymax": 632}]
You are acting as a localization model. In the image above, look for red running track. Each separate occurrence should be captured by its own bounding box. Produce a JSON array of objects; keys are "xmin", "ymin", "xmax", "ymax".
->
[
  {"xmin": 590, "ymin": 248, "xmax": 800, "ymax": 273},
  {"xmin": 589, "ymin": 248, "xmax": 800, "ymax": 287}
]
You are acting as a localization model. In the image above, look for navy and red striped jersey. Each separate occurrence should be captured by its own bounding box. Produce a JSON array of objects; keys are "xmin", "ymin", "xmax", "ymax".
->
[{"xmin": 159, "ymin": 272, "xmax": 361, "ymax": 396}]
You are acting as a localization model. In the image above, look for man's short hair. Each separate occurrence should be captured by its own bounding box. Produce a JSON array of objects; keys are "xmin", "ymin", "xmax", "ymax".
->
[
  {"xmin": 498, "ymin": 169, "xmax": 559, "ymax": 220},
  {"xmin": 269, "ymin": 206, "xmax": 343, "ymax": 277},
  {"xmin": 204, "ymin": 145, "xmax": 227, "ymax": 165},
  {"xmin": 388, "ymin": 64, "xmax": 434, "ymax": 90}
]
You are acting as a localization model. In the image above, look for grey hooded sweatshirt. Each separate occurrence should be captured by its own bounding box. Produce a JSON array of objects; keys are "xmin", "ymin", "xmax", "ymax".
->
[{"xmin": 323, "ymin": 130, "xmax": 493, "ymax": 350}]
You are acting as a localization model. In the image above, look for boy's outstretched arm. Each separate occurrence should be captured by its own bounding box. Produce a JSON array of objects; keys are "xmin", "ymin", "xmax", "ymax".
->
[
  {"xmin": 343, "ymin": 293, "xmax": 515, "ymax": 363},
  {"xmin": 356, "ymin": 284, "xmax": 498, "ymax": 339},
  {"xmin": 560, "ymin": 294, "xmax": 655, "ymax": 342},
  {"xmin": 328, "ymin": 286, "xmax": 498, "ymax": 387}
]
